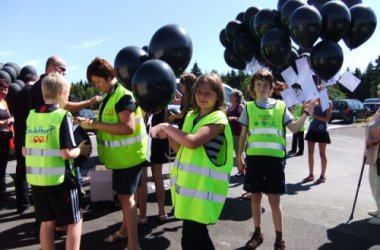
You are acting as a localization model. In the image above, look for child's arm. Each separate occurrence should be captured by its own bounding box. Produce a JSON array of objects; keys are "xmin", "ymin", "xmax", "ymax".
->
[
  {"xmin": 151, "ymin": 122, "xmax": 225, "ymax": 149},
  {"xmin": 60, "ymin": 141, "xmax": 92, "ymax": 160},
  {"xmin": 238, "ymin": 126, "xmax": 248, "ymax": 174},
  {"xmin": 287, "ymin": 100, "xmax": 317, "ymax": 133}
]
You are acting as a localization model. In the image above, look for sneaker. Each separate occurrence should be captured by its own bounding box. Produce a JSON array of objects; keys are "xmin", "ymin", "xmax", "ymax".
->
[
  {"xmin": 274, "ymin": 240, "xmax": 286, "ymax": 250},
  {"xmin": 368, "ymin": 216, "xmax": 380, "ymax": 225},
  {"xmin": 245, "ymin": 233, "xmax": 263, "ymax": 249},
  {"xmin": 287, "ymin": 150, "xmax": 295, "ymax": 155},
  {"xmin": 368, "ymin": 210, "xmax": 379, "ymax": 217}
]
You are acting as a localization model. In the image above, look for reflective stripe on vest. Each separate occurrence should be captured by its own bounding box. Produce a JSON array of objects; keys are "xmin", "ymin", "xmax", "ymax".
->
[
  {"xmin": 175, "ymin": 185, "xmax": 226, "ymax": 204},
  {"xmin": 173, "ymin": 158, "xmax": 230, "ymax": 182},
  {"xmin": 103, "ymin": 133, "xmax": 146, "ymax": 148},
  {"xmin": 249, "ymin": 128, "xmax": 285, "ymax": 137},
  {"xmin": 26, "ymin": 148, "xmax": 61, "ymax": 157},
  {"xmin": 247, "ymin": 141, "xmax": 285, "ymax": 151},
  {"xmin": 27, "ymin": 166, "xmax": 65, "ymax": 175}
]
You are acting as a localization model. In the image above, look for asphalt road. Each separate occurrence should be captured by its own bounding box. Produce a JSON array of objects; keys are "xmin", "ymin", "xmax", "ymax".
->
[{"xmin": 1, "ymin": 124, "xmax": 380, "ymax": 250}]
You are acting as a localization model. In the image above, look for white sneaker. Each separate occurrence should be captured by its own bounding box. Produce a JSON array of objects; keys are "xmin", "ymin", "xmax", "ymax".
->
[
  {"xmin": 368, "ymin": 216, "xmax": 380, "ymax": 225},
  {"xmin": 368, "ymin": 210, "xmax": 379, "ymax": 217}
]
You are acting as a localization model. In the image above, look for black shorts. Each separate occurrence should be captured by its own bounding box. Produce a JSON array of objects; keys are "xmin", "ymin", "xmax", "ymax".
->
[
  {"xmin": 113, "ymin": 163, "xmax": 145, "ymax": 195},
  {"xmin": 33, "ymin": 188, "xmax": 81, "ymax": 225},
  {"xmin": 243, "ymin": 155, "xmax": 286, "ymax": 194},
  {"xmin": 305, "ymin": 130, "xmax": 331, "ymax": 143}
]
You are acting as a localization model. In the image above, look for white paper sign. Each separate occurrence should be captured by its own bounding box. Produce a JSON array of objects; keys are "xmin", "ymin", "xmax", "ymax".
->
[
  {"xmin": 280, "ymin": 88, "xmax": 299, "ymax": 108},
  {"xmin": 339, "ymin": 71, "xmax": 361, "ymax": 92},
  {"xmin": 301, "ymin": 76, "xmax": 319, "ymax": 101},
  {"xmin": 296, "ymin": 57, "xmax": 312, "ymax": 84},
  {"xmin": 318, "ymin": 89, "xmax": 330, "ymax": 111},
  {"xmin": 281, "ymin": 66, "xmax": 298, "ymax": 86}
]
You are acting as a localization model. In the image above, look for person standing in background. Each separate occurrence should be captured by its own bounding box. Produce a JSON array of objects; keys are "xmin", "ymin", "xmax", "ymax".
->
[
  {"xmin": 0, "ymin": 78, "xmax": 13, "ymax": 202},
  {"xmin": 227, "ymin": 89, "xmax": 244, "ymax": 176},
  {"xmin": 287, "ymin": 103, "xmax": 305, "ymax": 157},
  {"xmin": 13, "ymin": 71, "xmax": 39, "ymax": 214},
  {"xmin": 302, "ymin": 97, "xmax": 332, "ymax": 185}
]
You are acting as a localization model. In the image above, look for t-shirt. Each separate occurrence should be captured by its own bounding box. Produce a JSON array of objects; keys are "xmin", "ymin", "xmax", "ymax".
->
[
  {"xmin": 13, "ymin": 85, "xmax": 33, "ymax": 144},
  {"xmin": 239, "ymin": 99, "xmax": 293, "ymax": 127},
  {"xmin": 28, "ymin": 104, "xmax": 78, "ymax": 194}
]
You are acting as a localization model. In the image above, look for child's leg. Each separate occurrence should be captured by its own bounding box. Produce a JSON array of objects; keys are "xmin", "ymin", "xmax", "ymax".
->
[
  {"xmin": 66, "ymin": 219, "xmax": 83, "ymax": 250},
  {"xmin": 118, "ymin": 193, "xmax": 140, "ymax": 250},
  {"xmin": 268, "ymin": 194, "xmax": 283, "ymax": 233},
  {"xmin": 151, "ymin": 163, "xmax": 166, "ymax": 218},
  {"xmin": 251, "ymin": 192, "xmax": 263, "ymax": 228},
  {"xmin": 318, "ymin": 143, "xmax": 327, "ymax": 177},
  {"xmin": 136, "ymin": 167, "xmax": 148, "ymax": 221},
  {"xmin": 307, "ymin": 141, "xmax": 316, "ymax": 176},
  {"xmin": 40, "ymin": 220, "xmax": 56, "ymax": 250}
]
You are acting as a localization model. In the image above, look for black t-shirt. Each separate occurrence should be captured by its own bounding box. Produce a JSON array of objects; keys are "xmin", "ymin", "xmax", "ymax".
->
[
  {"xmin": 13, "ymin": 85, "xmax": 33, "ymax": 143},
  {"xmin": 29, "ymin": 104, "xmax": 78, "ymax": 194},
  {"xmin": 30, "ymin": 74, "xmax": 46, "ymax": 111}
]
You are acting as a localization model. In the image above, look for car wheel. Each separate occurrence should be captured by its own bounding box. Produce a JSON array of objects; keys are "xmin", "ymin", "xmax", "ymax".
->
[{"xmin": 351, "ymin": 114, "xmax": 357, "ymax": 123}]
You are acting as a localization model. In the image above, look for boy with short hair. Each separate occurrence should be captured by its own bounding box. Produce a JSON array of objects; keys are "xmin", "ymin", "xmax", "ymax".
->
[
  {"xmin": 23, "ymin": 72, "xmax": 91, "ymax": 250},
  {"xmin": 238, "ymin": 69, "xmax": 315, "ymax": 250}
]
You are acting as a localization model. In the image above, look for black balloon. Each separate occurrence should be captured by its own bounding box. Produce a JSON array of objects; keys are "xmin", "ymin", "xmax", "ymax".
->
[
  {"xmin": 149, "ymin": 24, "xmax": 193, "ymax": 76},
  {"xmin": 19, "ymin": 65, "xmax": 38, "ymax": 82},
  {"xmin": 0, "ymin": 70, "xmax": 12, "ymax": 84},
  {"xmin": 310, "ymin": 40, "xmax": 343, "ymax": 80},
  {"xmin": 142, "ymin": 45, "xmax": 149, "ymax": 53},
  {"xmin": 307, "ymin": 0, "xmax": 333, "ymax": 10},
  {"xmin": 225, "ymin": 20, "xmax": 244, "ymax": 43},
  {"xmin": 243, "ymin": 6, "xmax": 261, "ymax": 38},
  {"xmin": 342, "ymin": 0, "xmax": 362, "ymax": 8},
  {"xmin": 14, "ymin": 79, "xmax": 25, "ymax": 88},
  {"xmin": 261, "ymin": 28, "xmax": 291, "ymax": 67},
  {"xmin": 236, "ymin": 12, "xmax": 245, "ymax": 22},
  {"xmin": 280, "ymin": 0, "xmax": 306, "ymax": 27},
  {"xmin": 4, "ymin": 62, "xmax": 20, "ymax": 77},
  {"xmin": 320, "ymin": 1, "xmax": 351, "ymax": 42},
  {"xmin": 255, "ymin": 44, "xmax": 270, "ymax": 66},
  {"xmin": 233, "ymin": 33, "xmax": 256, "ymax": 62},
  {"xmin": 254, "ymin": 9, "xmax": 281, "ymax": 38},
  {"xmin": 219, "ymin": 29, "xmax": 231, "ymax": 48},
  {"xmin": 224, "ymin": 48, "xmax": 247, "ymax": 70},
  {"xmin": 289, "ymin": 5, "xmax": 322, "ymax": 49},
  {"xmin": 277, "ymin": 0, "xmax": 290, "ymax": 11},
  {"xmin": 114, "ymin": 46, "xmax": 149, "ymax": 90},
  {"xmin": 343, "ymin": 4, "xmax": 377, "ymax": 50},
  {"xmin": 132, "ymin": 59, "xmax": 176, "ymax": 114},
  {"xmin": 6, "ymin": 82, "xmax": 22, "ymax": 114},
  {"xmin": 2, "ymin": 65, "xmax": 17, "ymax": 82}
]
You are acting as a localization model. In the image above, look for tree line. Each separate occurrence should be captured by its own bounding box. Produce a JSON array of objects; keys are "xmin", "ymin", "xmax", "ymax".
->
[{"xmin": 70, "ymin": 55, "xmax": 380, "ymax": 105}]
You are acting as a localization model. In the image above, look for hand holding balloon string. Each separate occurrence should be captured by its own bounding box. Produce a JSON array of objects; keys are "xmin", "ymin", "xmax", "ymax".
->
[{"xmin": 78, "ymin": 140, "xmax": 92, "ymax": 157}]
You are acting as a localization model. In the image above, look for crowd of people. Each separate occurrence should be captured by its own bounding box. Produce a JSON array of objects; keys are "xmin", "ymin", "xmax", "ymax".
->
[{"xmin": 1, "ymin": 56, "xmax": 380, "ymax": 250}]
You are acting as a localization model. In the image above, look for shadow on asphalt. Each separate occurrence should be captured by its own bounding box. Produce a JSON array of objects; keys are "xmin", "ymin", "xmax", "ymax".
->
[
  {"xmin": 286, "ymin": 182, "xmax": 313, "ymax": 195},
  {"xmin": 318, "ymin": 219, "xmax": 380, "ymax": 250},
  {"xmin": 219, "ymin": 197, "xmax": 252, "ymax": 221},
  {"xmin": 0, "ymin": 221, "xmax": 38, "ymax": 249}
]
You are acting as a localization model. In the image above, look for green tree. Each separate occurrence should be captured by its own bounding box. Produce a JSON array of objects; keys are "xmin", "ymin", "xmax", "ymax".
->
[{"xmin": 190, "ymin": 62, "xmax": 202, "ymax": 77}]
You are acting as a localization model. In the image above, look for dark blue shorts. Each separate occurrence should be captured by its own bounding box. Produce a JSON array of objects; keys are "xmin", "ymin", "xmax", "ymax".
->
[
  {"xmin": 243, "ymin": 155, "xmax": 286, "ymax": 194},
  {"xmin": 112, "ymin": 163, "xmax": 144, "ymax": 195}
]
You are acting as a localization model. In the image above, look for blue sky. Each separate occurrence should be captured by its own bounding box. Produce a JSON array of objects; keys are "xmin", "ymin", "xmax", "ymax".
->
[{"xmin": 1, "ymin": 0, "xmax": 379, "ymax": 83}]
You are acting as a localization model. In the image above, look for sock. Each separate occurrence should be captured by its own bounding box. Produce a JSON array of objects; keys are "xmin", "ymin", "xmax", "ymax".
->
[
  {"xmin": 254, "ymin": 227, "xmax": 261, "ymax": 235},
  {"xmin": 275, "ymin": 231, "xmax": 283, "ymax": 242}
]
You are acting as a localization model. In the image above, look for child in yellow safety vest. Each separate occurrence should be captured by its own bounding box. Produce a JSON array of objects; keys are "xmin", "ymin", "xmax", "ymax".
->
[
  {"xmin": 237, "ymin": 69, "xmax": 316, "ymax": 250},
  {"xmin": 151, "ymin": 73, "xmax": 234, "ymax": 250}
]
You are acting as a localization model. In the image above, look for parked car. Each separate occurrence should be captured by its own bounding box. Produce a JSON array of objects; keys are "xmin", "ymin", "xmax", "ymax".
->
[
  {"xmin": 78, "ymin": 108, "xmax": 97, "ymax": 119},
  {"xmin": 330, "ymin": 99, "xmax": 369, "ymax": 123},
  {"xmin": 363, "ymin": 98, "xmax": 380, "ymax": 115}
]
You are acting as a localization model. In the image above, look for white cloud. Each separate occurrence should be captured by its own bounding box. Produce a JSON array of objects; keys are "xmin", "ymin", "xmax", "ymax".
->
[
  {"xmin": 69, "ymin": 38, "xmax": 110, "ymax": 50},
  {"xmin": 0, "ymin": 51, "xmax": 15, "ymax": 57}
]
